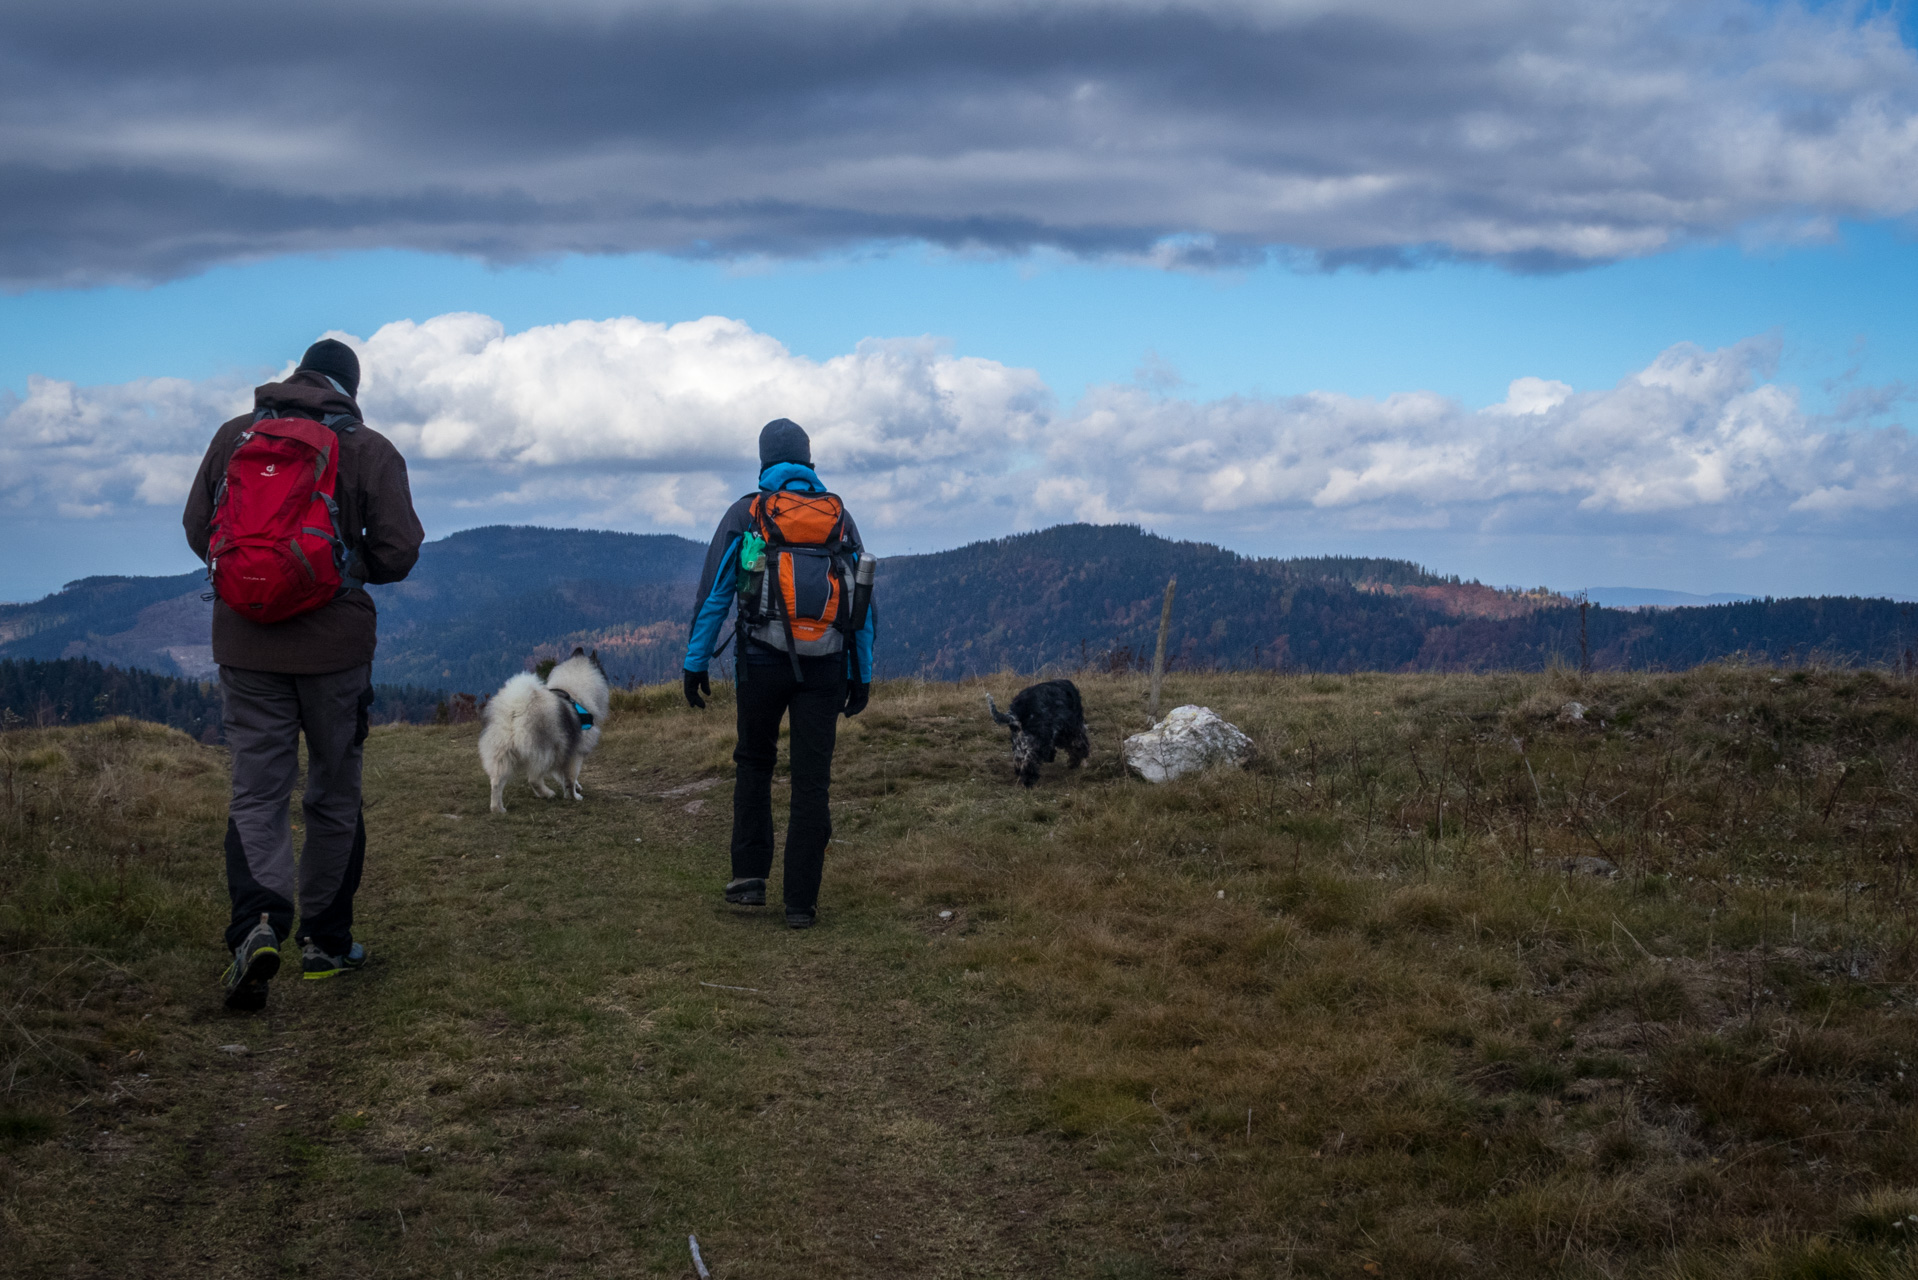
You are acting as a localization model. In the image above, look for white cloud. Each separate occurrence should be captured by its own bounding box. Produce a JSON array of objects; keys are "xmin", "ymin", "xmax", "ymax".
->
[
  {"xmin": 354, "ymin": 312, "xmax": 1053, "ymax": 530},
  {"xmin": 0, "ymin": 372, "xmax": 250, "ymax": 518},
  {"xmin": 1041, "ymin": 337, "xmax": 1917, "ymax": 530},
  {"xmin": 3, "ymin": 314, "xmax": 1913, "ymax": 561},
  {"xmin": 1492, "ymin": 377, "xmax": 1573, "ymax": 416}
]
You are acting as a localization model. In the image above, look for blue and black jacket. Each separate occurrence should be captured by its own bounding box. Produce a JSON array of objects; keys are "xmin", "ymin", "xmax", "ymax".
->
[{"xmin": 683, "ymin": 462, "xmax": 876, "ymax": 683}]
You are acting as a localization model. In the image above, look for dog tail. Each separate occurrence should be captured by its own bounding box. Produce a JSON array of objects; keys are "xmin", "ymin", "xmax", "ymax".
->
[
  {"xmin": 483, "ymin": 673, "xmax": 545, "ymax": 725},
  {"xmin": 987, "ymin": 693, "xmax": 1018, "ymax": 727},
  {"xmin": 479, "ymin": 673, "xmax": 548, "ymax": 774}
]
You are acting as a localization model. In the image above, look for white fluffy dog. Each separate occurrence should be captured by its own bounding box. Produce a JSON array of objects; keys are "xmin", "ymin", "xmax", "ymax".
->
[{"xmin": 480, "ymin": 647, "xmax": 612, "ymax": 814}]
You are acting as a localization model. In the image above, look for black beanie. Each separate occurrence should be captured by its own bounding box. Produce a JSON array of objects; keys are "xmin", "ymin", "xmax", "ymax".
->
[
  {"xmin": 758, "ymin": 418, "xmax": 812, "ymax": 470},
  {"xmin": 298, "ymin": 338, "xmax": 361, "ymax": 398}
]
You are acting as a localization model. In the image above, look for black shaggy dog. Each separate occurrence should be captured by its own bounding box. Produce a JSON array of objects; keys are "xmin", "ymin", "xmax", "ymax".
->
[{"xmin": 987, "ymin": 679, "xmax": 1091, "ymax": 787}]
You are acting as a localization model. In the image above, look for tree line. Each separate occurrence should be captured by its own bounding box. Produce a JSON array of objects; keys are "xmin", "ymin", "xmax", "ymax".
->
[{"xmin": 1, "ymin": 659, "xmax": 448, "ymax": 740}]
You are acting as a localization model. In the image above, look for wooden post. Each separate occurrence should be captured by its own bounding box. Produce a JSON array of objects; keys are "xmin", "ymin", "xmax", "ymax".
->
[{"xmin": 1149, "ymin": 575, "xmax": 1177, "ymax": 721}]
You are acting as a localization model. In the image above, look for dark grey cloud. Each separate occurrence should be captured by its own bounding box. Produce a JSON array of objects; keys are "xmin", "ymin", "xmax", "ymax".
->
[{"xmin": 4, "ymin": 0, "xmax": 1916, "ymax": 285}]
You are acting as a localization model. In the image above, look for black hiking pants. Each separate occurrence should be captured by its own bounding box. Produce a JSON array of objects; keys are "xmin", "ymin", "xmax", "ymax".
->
[
  {"xmin": 220, "ymin": 664, "xmax": 372, "ymax": 954},
  {"xmin": 731, "ymin": 654, "xmax": 846, "ymax": 912}
]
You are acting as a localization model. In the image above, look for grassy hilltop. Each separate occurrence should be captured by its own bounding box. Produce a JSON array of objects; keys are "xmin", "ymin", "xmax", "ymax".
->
[{"xmin": 5, "ymin": 669, "xmax": 1918, "ymax": 1278}]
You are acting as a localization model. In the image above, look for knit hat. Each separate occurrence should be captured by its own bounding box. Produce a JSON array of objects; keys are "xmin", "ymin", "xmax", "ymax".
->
[
  {"xmin": 298, "ymin": 338, "xmax": 361, "ymax": 398},
  {"xmin": 758, "ymin": 418, "xmax": 812, "ymax": 470}
]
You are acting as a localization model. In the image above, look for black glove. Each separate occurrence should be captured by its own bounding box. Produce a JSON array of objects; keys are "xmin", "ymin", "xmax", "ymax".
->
[
  {"xmin": 842, "ymin": 681, "xmax": 870, "ymax": 718},
  {"xmin": 683, "ymin": 669, "xmax": 710, "ymax": 710}
]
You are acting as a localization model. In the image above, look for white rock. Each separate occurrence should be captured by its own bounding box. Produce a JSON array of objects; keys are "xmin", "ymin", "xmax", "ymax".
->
[
  {"xmin": 1123, "ymin": 706, "xmax": 1255, "ymax": 783},
  {"xmin": 1558, "ymin": 701, "xmax": 1586, "ymax": 722}
]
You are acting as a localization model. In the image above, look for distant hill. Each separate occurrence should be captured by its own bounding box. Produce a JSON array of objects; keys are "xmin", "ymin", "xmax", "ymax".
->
[
  {"xmin": 872, "ymin": 524, "xmax": 1475, "ymax": 678},
  {"xmin": 0, "ymin": 526, "xmax": 705, "ymax": 694},
  {"xmin": 873, "ymin": 524, "xmax": 1915, "ymax": 678},
  {"xmin": 363, "ymin": 526, "xmax": 703, "ymax": 689},
  {"xmin": 2, "ymin": 523, "xmax": 1911, "ymax": 691},
  {"xmin": 0, "ymin": 572, "xmax": 212, "ymax": 678},
  {"xmin": 1414, "ymin": 596, "xmax": 1916, "ymax": 672}
]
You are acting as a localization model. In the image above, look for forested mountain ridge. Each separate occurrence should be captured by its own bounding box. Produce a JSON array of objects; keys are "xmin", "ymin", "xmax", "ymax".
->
[
  {"xmin": 1415, "ymin": 595, "xmax": 1918, "ymax": 674},
  {"xmin": 0, "ymin": 572, "xmax": 211, "ymax": 677},
  {"xmin": 868, "ymin": 525, "xmax": 1912, "ymax": 679},
  {"xmin": 871, "ymin": 524, "xmax": 1462, "ymax": 677},
  {"xmin": 0, "ymin": 527, "xmax": 707, "ymax": 692},
  {"xmin": 873, "ymin": 524, "xmax": 1563, "ymax": 678},
  {"xmin": 1, "ymin": 523, "xmax": 1909, "ymax": 696},
  {"xmin": 363, "ymin": 526, "xmax": 704, "ymax": 689}
]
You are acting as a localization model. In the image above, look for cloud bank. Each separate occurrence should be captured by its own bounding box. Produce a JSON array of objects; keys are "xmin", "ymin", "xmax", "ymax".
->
[
  {"xmin": 3, "ymin": 312, "xmax": 1911, "ymax": 575},
  {"xmin": 6, "ymin": 0, "xmax": 1918, "ymax": 284}
]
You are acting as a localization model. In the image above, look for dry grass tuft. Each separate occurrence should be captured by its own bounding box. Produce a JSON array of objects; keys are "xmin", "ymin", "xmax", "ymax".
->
[{"xmin": 0, "ymin": 719, "xmax": 227, "ymax": 1148}]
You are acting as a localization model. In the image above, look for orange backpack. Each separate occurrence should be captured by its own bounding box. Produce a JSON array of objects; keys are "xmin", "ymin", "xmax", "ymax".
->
[{"xmin": 736, "ymin": 486, "xmax": 855, "ymax": 676}]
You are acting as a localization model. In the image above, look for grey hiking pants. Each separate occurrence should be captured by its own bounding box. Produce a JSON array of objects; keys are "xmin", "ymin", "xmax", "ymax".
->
[{"xmin": 220, "ymin": 664, "xmax": 373, "ymax": 953}]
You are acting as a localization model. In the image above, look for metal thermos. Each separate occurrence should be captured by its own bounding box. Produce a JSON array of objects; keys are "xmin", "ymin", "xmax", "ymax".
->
[{"xmin": 851, "ymin": 554, "xmax": 876, "ymax": 630}]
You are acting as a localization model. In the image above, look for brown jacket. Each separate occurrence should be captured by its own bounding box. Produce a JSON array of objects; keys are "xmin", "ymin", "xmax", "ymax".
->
[{"xmin": 183, "ymin": 371, "xmax": 425, "ymax": 674}]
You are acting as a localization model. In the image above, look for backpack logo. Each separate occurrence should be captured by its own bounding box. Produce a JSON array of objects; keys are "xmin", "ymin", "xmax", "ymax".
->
[{"xmin": 205, "ymin": 415, "xmax": 349, "ymax": 624}]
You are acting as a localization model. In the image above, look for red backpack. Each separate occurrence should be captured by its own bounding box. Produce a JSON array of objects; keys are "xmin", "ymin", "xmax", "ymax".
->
[{"xmin": 205, "ymin": 414, "xmax": 352, "ymax": 624}]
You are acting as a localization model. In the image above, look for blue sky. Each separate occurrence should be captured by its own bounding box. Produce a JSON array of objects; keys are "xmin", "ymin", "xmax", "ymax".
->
[
  {"xmin": 3, "ymin": 0, "xmax": 1916, "ymax": 604},
  {"xmin": 8, "ymin": 225, "xmax": 1918, "ymax": 414}
]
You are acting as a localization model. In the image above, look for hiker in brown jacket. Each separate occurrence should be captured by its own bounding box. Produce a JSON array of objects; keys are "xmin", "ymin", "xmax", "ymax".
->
[{"xmin": 182, "ymin": 338, "xmax": 424, "ymax": 1011}]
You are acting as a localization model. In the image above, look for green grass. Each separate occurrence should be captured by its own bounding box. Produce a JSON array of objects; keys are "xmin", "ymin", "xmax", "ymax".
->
[{"xmin": 3, "ymin": 667, "xmax": 1918, "ymax": 1277}]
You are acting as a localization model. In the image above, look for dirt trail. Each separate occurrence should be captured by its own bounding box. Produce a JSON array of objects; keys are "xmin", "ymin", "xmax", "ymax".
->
[{"xmin": 0, "ymin": 718, "xmax": 1098, "ymax": 1279}]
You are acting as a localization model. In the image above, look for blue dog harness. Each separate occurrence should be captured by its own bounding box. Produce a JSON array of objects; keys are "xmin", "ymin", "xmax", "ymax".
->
[{"xmin": 551, "ymin": 688, "xmax": 595, "ymax": 730}]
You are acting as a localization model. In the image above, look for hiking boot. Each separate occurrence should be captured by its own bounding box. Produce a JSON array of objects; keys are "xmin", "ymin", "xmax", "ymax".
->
[
  {"xmin": 301, "ymin": 940, "xmax": 368, "ymax": 980},
  {"xmin": 785, "ymin": 907, "xmax": 817, "ymax": 930},
  {"xmin": 724, "ymin": 877, "xmax": 767, "ymax": 906},
  {"xmin": 222, "ymin": 914, "xmax": 281, "ymax": 1012}
]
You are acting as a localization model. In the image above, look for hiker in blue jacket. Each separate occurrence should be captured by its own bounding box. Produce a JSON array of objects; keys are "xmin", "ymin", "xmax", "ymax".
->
[{"xmin": 682, "ymin": 419, "xmax": 875, "ymax": 929}]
